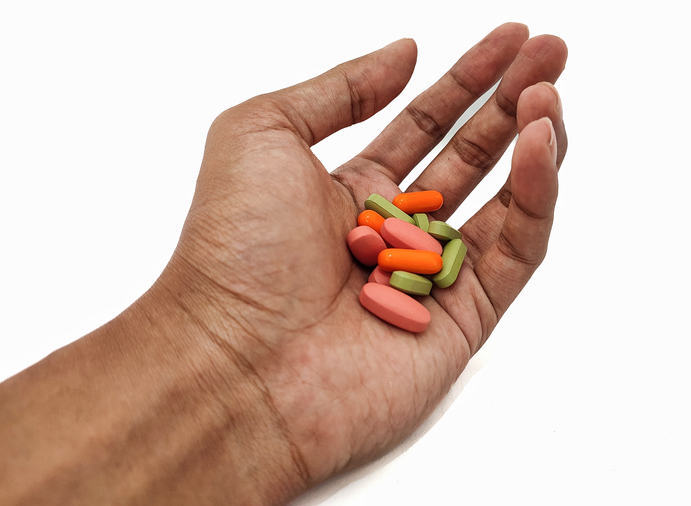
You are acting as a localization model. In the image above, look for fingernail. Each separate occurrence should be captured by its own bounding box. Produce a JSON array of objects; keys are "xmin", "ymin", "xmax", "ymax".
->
[
  {"xmin": 543, "ymin": 117, "xmax": 558, "ymax": 164},
  {"xmin": 539, "ymin": 81, "xmax": 563, "ymax": 118},
  {"xmin": 544, "ymin": 117, "xmax": 555, "ymax": 146}
]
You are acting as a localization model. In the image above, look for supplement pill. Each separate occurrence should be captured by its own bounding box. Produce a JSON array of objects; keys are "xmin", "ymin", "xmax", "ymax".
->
[
  {"xmin": 377, "ymin": 248, "xmax": 443, "ymax": 274},
  {"xmin": 390, "ymin": 271, "xmax": 433, "ymax": 296},
  {"xmin": 357, "ymin": 210, "xmax": 385, "ymax": 234},
  {"xmin": 359, "ymin": 282, "xmax": 430, "ymax": 332},
  {"xmin": 368, "ymin": 266, "xmax": 393, "ymax": 285},
  {"xmin": 432, "ymin": 238, "xmax": 467, "ymax": 288},
  {"xmin": 364, "ymin": 194, "xmax": 415, "ymax": 224},
  {"xmin": 393, "ymin": 190, "xmax": 443, "ymax": 213},
  {"xmin": 347, "ymin": 226, "xmax": 387, "ymax": 266},
  {"xmin": 413, "ymin": 213, "xmax": 430, "ymax": 232},
  {"xmin": 427, "ymin": 221, "xmax": 463, "ymax": 242},
  {"xmin": 380, "ymin": 218, "xmax": 442, "ymax": 255}
]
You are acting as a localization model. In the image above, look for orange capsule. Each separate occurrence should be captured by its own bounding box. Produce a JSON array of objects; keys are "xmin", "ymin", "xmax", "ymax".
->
[
  {"xmin": 392, "ymin": 190, "xmax": 443, "ymax": 214},
  {"xmin": 377, "ymin": 248, "xmax": 443, "ymax": 275},
  {"xmin": 357, "ymin": 210, "xmax": 386, "ymax": 234}
]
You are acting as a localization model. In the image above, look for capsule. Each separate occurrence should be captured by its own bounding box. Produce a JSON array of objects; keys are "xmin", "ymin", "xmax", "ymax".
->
[
  {"xmin": 393, "ymin": 190, "xmax": 443, "ymax": 214},
  {"xmin": 357, "ymin": 210, "xmax": 386, "ymax": 234},
  {"xmin": 377, "ymin": 248, "xmax": 443, "ymax": 274}
]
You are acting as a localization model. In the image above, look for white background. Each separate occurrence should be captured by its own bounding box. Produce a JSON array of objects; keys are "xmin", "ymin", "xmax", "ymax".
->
[{"xmin": 1, "ymin": 1, "xmax": 689, "ymax": 504}]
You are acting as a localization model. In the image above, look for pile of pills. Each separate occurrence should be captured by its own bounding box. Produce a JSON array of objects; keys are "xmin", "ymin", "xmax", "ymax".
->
[{"xmin": 346, "ymin": 191, "xmax": 467, "ymax": 333}]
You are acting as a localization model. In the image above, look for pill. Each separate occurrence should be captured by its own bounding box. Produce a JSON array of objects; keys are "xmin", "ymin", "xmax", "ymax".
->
[
  {"xmin": 347, "ymin": 226, "xmax": 387, "ymax": 266},
  {"xmin": 359, "ymin": 282, "xmax": 430, "ymax": 333},
  {"xmin": 393, "ymin": 190, "xmax": 443, "ymax": 213},
  {"xmin": 432, "ymin": 238, "xmax": 467, "ymax": 289},
  {"xmin": 413, "ymin": 213, "xmax": 429, "ymax": 232},
  {"xmin": 380, "ymin": 218, "xmax": 442, "ymax": 255},
  {"xmin": 368, "ymin": 265, "xmax": 393, "ymax": 285},
  {"xmin": 364, "ymin": 194, "xmax": 415, "ymax": 224},
  {"xmin": 427, "ymin": 221, "xmax": 463, "ymax": 242},
  {"xmin": 378, "ymin": 248, "xmax": 443, "ymax": 274},
  {"xmin": 390, "ymin": 271, "xmax": 433, "ymax": 296},
  {"xmin": 357, "ymin": 210, "xmax": 385, "ymax": 234}
]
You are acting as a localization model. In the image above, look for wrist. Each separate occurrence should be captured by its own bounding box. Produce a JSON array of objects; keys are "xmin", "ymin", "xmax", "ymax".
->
[
  {"xmin": 98, "ymin": 261, "xmax": 311, "ymax": 504},
  {"xmin": 0, "ymin": 259, "xmax": 309, "ymax": 505}
]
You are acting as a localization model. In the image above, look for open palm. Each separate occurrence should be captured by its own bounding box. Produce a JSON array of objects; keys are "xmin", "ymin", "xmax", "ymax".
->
[{"xmin": 161, "ymin": 23, "xmax": 568, "ymax": 502}]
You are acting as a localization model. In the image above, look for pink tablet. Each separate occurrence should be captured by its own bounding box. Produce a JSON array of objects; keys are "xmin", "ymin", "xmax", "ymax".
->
[
  {"xmin": 359, "ymin": 282, "xmax": 430, "ymax": 333},
  {"xmin": 380, "ymin": 218, "xmax": 443, "ymax": 255}
]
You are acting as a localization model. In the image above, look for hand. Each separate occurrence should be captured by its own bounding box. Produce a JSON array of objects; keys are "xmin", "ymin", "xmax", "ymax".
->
[
  {"xmin": 0, "ymin": 23, "xmax": 567, "ymax": 505},
  {"xmin": 167, "ymin": 21, "xmax": 567, "ymax": 500}
]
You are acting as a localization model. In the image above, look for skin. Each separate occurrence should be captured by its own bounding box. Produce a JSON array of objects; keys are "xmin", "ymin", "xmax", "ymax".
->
[{"xmin": 0, "ymin": 23, "xmax": 567, "ymax": 505}]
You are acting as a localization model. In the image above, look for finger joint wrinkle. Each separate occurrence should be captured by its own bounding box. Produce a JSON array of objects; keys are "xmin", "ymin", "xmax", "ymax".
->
[
  {"xmin": 493, "ymin": 90, "xmax": 518, "ymax": 120},
  {"xmin": 264, "ymin": 95, "xmax": 318, "ymax": 146},
  {"xmin": 405, "ymin": 103, "xmax": 447, "ymax": 143},
  {"xmin": 450, "ymin": 134, "xmax": 497, "ymax": 175},
  {"xmin": 341, "ymin": 68, "xmax": 377, "ymax": 125},
  {"xmin": 355, "ymin": 151, "xmax": 400, "ymax": 181},
  {"xmin": 448, "ymin": 66, "xmax": 484, "ymax": 102},
  {"xmin": 496, "ymin": 187, "xmax": 512, "ymax": 209}
]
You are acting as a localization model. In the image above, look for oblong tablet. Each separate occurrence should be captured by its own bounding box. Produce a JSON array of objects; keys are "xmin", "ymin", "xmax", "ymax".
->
[
  {"xmin": 427, "ymin": 221, "xmax": 463, "ymax": 242},
  {"xmin": 432, "ymin": 238, "xmax": 467, "ymax": 288},
  {"xmin": 368, "ymin": 265, "xmax": 392, "ymax": 285},
  {"xmin": 380, "ymin": 218, "xmax": 442, "ymax": 255},
  {"xmin": 364, "ymin": 194, "xmax": 415, "ymax": 224},
  {"xmin": 413, "ymin": 213, "xmax": 430, "ymax": 232},
  {"xmin": 357, "ymin": 210, "xmax": 385, "ymax": 234},
  {"xmin": 377, "ymin": 248, "xmax": 443, "ymax": 274},
  {"xmin": 347, "ymin": 226, "xmax": 387, "ymax": 266},
  {"xmin": 359, "ymin": 282, "xmax": 430, "ymax": 333},
  {"xmin": 390, "ymin": 271, "xmax": 433, "ymax": 296},
  {"xmin": 393, "ymin": 190, "xmax": 443, "ymax": 213}
]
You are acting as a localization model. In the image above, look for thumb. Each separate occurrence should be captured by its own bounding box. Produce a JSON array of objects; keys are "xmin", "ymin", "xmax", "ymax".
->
[{"xmin": 266, "ymin": 39, "xmax": 418, "ymax": 146}]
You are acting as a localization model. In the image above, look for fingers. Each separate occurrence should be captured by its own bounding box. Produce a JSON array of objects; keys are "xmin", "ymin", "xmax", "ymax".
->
[
  {"xmin": 253, "ymin": 39, "xmax": 419, "ymax": 146},
  {"xmin": 407, "ymin": 35, "xmax": 568, "ymax": 222},
  {"xmin": 342, "ymin": 23, "xmax": 529, "ymax": 187},
  {"xmin": 473, "ymin": 117, "xmax": 558, "ymax": 319},
  {"xmin": 461, "ymin": 82, "xmax": 567, "ymax": 263}
]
